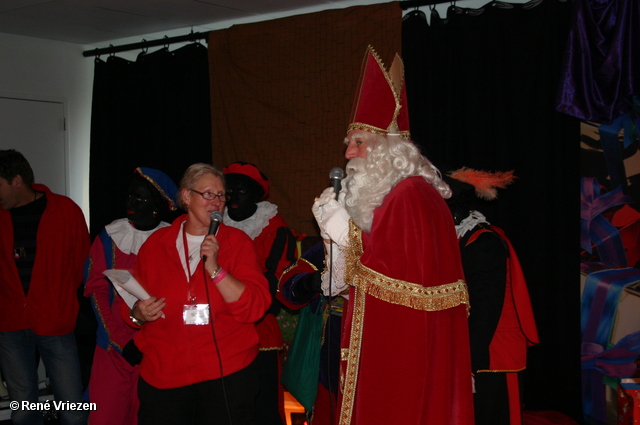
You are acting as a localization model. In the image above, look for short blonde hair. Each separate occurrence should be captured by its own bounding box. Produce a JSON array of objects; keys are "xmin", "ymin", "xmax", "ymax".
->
[{"xmin": 177, "ymin": 163, "xmax": 225, "ymax": 210}]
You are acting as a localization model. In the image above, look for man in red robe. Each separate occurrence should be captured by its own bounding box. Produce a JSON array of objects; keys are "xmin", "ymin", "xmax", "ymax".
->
[
  {"xmin": 312, "ymin": 46, "xmax": 475, "ymax": 425},
  {"xmin": 443, "ymin": 168, "xmax": 539, "ymax": 425}
]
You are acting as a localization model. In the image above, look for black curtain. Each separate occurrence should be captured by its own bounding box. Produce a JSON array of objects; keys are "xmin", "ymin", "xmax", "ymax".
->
[
  {"xmin": 80, "ymin": 40, "xmax": 212, "ymax": 391},
  {"xmin": 89, "ymin": 42, "xmax": 212, "ymax": 238},
  {"xmin": 403, "ymin": 1, "xmax": 582, "ymax": 421}
]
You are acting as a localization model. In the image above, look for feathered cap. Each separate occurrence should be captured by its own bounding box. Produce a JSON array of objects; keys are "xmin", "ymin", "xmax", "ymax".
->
[
  {"xmin": 347, "ymin": 45, "xmax": 410, "ymax": 139},
  {"xmin": 447, "ymin": 167, "xmax": 516, "ymax": 201},
  {"xmin": 134, "ymin": 167, "xmax": 179, "ymax": 211},
  {"xmin": 223, "ymin": 162, "xmax": 269, "ymax": 199}
]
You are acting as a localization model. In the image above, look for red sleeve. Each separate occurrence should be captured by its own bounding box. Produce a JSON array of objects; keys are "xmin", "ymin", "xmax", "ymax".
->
[
  {"xmin": 219, "ymin": 227, "xmax": 272, "ymax": 323},
  {"xmin": 85, "ymin": 235, "xmax": 139, "ymax": 347}
]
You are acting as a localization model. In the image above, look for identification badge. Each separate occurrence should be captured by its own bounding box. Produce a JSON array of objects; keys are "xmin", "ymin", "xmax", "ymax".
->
[{"xmin": 183, "ymin": 304, "xmax": 210, "ymax": 325}]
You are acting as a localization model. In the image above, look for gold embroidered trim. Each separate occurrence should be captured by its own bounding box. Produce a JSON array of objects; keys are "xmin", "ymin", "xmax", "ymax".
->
[
  {"xmin": 259, "ymin": 346, "xmax": 284, "ymax": 352},
  {"xmin": 347, "ymin": 122, "xmax": 411, "ymax": 139},
  {"xmin": 344, "ymin": 220, "xmax": 470, "ymax": 312},
  {"xmin": 135, "ymin": 167, "xmax": 178, "ymax": 211},
  {"xmin": 476, "ymin": 367, "xmax": 526, "ymax": 373},
  {"xmin": 338, "ymin": 286, "xmax": 365, "ymax": 425},
  {"xmin": 276, "ymin": 257, "xmax": 318, "ymax": 291},
  {"xmin": 111, "ymin": 239, "xmax": 117, "ymax": 271},
  {"xmin": 340, "ymin": 348, "xmax": 349, "ymax": 362}
]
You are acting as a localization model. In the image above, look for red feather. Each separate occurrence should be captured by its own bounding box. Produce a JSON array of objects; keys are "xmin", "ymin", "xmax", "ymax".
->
[{"xmin": 449, "ymin": 167, "xmax": 516, "ymax": 200}]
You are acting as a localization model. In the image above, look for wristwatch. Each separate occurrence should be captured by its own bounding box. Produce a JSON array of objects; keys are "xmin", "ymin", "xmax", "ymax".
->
[
  {"xmin": 130, "ymin": 313, "xmax": 147, "ymax": 326},
  {"xmin": 210, "ymin": 265, "xmax": 222, "ymax": 280},
  {"xmin": 130, "ymin": 302, "xmax": 147, "ymax": 326}
]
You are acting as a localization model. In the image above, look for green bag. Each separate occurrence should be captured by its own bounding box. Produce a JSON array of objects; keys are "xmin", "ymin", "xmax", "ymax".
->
[{"xmin": 280, "ymin": 297, "xmax": 324, "ymax": 412}]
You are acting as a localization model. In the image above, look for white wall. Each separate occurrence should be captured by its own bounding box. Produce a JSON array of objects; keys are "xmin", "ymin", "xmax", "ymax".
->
[
  {"xmin": 0, "ymin": 0, "xmax": 521, "ymax": 221},
  {"xmin": 0, "ymin": 32, "xmax": 93, "ymax": 216}
]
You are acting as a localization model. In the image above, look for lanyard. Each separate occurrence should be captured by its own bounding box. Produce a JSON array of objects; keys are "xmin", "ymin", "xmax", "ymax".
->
[{"xmin": 182, "ymin": 226, "xmax": 198, "ymax": 304}]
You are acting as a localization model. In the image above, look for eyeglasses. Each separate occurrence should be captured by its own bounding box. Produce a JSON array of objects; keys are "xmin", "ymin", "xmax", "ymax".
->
[{"xmin": 190, "ymin": 189, "xmax": 230, "ymax": 202}]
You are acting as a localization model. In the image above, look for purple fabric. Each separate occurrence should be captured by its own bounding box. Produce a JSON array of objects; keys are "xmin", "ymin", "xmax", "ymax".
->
[
  {"xmin": 580, "ymin": 177, "xmax": 632, "ymax": 264},
  {"xmin": 556, "ymin": 0, "xmax": 640, "ymax": 124},
  {"xmin": 582, "ymin": 335, "xmax": 640, "ymax": 378}
]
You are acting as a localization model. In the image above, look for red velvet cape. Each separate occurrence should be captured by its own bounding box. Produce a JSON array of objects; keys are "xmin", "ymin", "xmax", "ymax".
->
[{"xmin": 338, "ymin": 177, "xmax": 475, "ymax": 425}]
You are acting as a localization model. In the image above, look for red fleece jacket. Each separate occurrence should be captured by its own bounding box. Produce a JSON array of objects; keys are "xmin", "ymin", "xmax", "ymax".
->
[
  {"xmin": 0, "ymin": 184, "xmax": 89, "ymax": 335},
  {"xmin": 123, "ymin": 215, "xmax": 271, "ymax": 389}
]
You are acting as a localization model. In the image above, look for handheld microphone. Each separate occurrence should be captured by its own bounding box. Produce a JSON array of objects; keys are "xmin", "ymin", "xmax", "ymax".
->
[
  {"xmin": 203, "ymin": 211, "xmax": 224, "ymax": 262},
  {"xmin": 329, "ymin": 167, "xmax": 344, "ymax": 197},
  {"xmin": 208, "ymin": 211, "xmax": 223, "ymax": 236}
]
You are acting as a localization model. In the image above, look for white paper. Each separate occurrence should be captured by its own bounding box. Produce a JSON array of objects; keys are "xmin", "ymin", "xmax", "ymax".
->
[{"xmin": 103, "ymin": 269, "xmax": 165, "ymax": 318}]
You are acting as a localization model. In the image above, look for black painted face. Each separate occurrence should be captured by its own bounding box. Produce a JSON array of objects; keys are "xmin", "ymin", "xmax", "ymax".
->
[
  {"xmin": 126, "ymin": 179, "xmax": 161, "ymax": 230},
  {"xmin": 225, "ymin": 175, "xmax": 261, "ymax": 222}
]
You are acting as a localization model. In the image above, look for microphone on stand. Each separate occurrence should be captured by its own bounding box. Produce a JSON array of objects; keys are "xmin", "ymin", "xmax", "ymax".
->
[{"xmin": 329, "ymin": 167, "xmax": 344, "ymax": 197}]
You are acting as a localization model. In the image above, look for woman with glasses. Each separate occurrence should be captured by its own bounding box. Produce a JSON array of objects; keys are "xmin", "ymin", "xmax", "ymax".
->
[{"xmin": 124, "ymin": 163, "xmax": 271, "ymax": 425}]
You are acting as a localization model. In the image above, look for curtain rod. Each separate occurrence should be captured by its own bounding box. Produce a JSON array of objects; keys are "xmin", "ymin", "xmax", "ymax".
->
[
  {"xmin": 82, "ymin": 31, "xmax": 209, "ymax": 58},
  {"xmin": 399, "ymin": 0, "xmax": 460, "ymax": 10}
]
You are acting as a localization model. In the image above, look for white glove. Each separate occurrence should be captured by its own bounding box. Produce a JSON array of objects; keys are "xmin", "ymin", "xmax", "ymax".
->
[
  {"xmin": 312, "ymin": 187, "xmax": 350, "ymax": 247},
  {"xmin": 312, "ymin": 187, "xmax": 335, "ymax": 240}
]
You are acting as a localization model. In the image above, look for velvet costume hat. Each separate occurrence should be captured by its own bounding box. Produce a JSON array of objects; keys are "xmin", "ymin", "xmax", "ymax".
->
[
  {"xmin": 223, "ymin": 162, "xmax": 269, "ymax": 199},
  {"xmin": 133, "ymin": 167, "xmax": 179, "ymax": 211},
  {"xmin": 348, "ymin": 45, "xmax": 410, "ymax": 139}
]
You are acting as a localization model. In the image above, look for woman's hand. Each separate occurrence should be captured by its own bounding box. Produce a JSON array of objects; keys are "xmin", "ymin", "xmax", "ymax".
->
[
  {"xmin": 201, "ymin": 234, "xmax": 220, "ymax": 276},
  {"xmin": 134, "ymin": 296, "xmax": 166, "ymax": 322}
]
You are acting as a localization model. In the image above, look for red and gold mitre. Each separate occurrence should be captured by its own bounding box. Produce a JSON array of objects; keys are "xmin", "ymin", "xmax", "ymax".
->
[{"xmin": 347, "ymin": 45, "xmax": 410, "ymax": 139}]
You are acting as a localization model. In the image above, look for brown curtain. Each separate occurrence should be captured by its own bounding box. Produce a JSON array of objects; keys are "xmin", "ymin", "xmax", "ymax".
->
[{"xmin": 208, "ymin": 2, "xmax": 402, "ymax": 236}]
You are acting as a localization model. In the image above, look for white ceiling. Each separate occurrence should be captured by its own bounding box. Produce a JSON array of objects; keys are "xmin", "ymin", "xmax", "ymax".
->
[{"xmin": 0, "ymin": 0, "xmax": 373, "ymax": 45}]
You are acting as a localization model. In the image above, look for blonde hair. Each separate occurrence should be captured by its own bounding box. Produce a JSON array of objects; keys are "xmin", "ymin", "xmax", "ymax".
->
[{"xmin": 177, "ymin": 163, "xmax": 225, "ymax": 210}]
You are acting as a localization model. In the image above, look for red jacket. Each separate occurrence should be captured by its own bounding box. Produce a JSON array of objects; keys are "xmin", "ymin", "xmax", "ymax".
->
[
  {"xmin": 0, "ymin": 184, "xmax": 90, "ymax": 335},
  {"xmin": 123, "ymin": 215, "xmax": 271, "ymax": 389},
  {"xmin": 252, "ymin": 212, "xmax": 296, "ymax": 350},
  {"xmin": 84, "ymin": 226, "xmax": 140, "ymax": 353},
  {"xmin": 464, "ymin": 226, "xmax": 539, "ymax": 373}
]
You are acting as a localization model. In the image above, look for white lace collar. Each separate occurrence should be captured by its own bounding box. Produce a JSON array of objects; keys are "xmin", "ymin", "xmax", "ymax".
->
[
  {"xmin": 104, "ymin": 217, "xmax": 170, "ymax": 255},
  {"xmin": 455, "ymin": 210, "xmax": 489, "ymax": 240},
  {"xmin": 222, "ymin": 201, "xmax": 277, "ymax": 240}
]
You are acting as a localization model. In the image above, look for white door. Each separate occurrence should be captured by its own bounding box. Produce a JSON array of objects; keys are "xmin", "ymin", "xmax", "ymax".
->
[{"xmin": 0, "ymin": 95, "xmax": 67, "ymax": 196}]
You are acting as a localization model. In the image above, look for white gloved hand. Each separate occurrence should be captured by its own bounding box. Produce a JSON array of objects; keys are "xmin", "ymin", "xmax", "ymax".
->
[
  {"xmin": 312, "ymin": 187, "xmax": 334, "ymax": 240},
  {"xmin": 313, "ymin": 187, "xmax": 338, "ymax": 209},
  {"xmin": 312, "ymin": 187, "xmax": 350, "ymax": 247}
]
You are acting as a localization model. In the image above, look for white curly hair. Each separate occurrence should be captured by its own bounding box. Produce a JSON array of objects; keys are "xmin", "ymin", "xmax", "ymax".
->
[{"xmin": 343, "ymin": 128, "xmax": 450, "ymax": 232}]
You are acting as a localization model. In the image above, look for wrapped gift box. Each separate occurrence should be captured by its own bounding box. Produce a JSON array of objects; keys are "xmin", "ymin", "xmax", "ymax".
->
[
  {"xmin": 580, "ymin": 272, "xmax": 640, "ymax": 346},
  {"xmin": 580, "ymin": 269, "xmax": 640, "ymax": 425},
  {"xmin": 618, "ymin": 378, "xmax": 640, "ymax": 425}
]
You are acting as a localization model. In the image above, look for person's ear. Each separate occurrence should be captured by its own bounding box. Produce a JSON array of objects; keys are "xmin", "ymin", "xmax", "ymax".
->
[
  {"xmin": 181, "ymin": 188, "xmax": 191, "ymax": 209},
  {"xmin": 11, "ymin": 175, "xmax": 23, "ymax": 188}
]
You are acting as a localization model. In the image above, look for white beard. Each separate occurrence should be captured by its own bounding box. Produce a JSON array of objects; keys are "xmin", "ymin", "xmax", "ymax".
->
[
  {"xmin": 341, "ymin": 133, "xmax": 449, "ymax": 232},
  {"xmin": 343, "ymin": 157, "xmax": 394, "ymax": 232}
]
